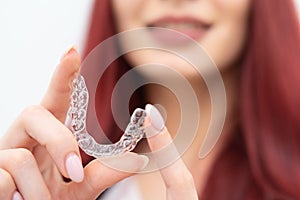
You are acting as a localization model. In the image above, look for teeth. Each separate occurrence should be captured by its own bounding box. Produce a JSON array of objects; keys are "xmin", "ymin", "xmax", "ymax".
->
[{"xmin": 157, "ymin": 23, "xmax": 201, "ymax": 30}]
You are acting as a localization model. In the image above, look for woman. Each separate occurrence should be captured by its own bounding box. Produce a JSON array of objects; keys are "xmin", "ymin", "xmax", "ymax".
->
[{"xmin": 0, "ymin": 0, "xmax": 299, "ymax": 199}]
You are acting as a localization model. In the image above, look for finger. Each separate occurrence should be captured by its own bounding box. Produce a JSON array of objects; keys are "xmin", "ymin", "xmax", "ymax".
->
[
  {"xmin": 145, "ymin": 104, "xmax": 198, "ymax": 199},
  {"xmin": 0, "ymin": 149, "xmax": 51, "ymax": 200},
  {"xmin": 0, "ymin": 168, "xmax": 16, "ymax": 199},
  {"xmin": 1, "ymin": 105, "xmax": 84, "ymax": 183},
  {"xmin": 67, "ymin": 152, "xmax": 148, "ymax": 199},
  {"xmin": 41, "ymin": 46, "xmax": 81, "ymax": 122},
  {"xmin": 12, "ymin": 191, "xmax": 24, "ymax": 200}
]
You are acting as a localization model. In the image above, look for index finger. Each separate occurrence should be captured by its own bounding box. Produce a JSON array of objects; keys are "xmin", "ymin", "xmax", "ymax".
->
[
  {"xmin": 145, "ymin": 104, "xmax": 198, "ymax": 199},
  {"xmin": 41, "ymin": 46, "xmax": 81, "ymax": 122}
]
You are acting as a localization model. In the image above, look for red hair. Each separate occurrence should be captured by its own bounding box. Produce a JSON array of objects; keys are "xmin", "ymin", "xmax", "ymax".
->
[
  {"xmin": 241, "ymin": 0, "xmax": 300, "ymax": 198},
  {"xmin": 83, "ymin": 0, "xmax": 300, "ymax": 199}
]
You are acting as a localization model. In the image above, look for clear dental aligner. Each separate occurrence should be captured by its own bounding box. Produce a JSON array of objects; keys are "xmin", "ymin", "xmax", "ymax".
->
[{"xmin": 67, "ymin": 75, "xmax": 146, "ymax": 158}]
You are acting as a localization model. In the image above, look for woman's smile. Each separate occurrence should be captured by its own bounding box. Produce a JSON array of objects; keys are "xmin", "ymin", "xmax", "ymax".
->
[
  {"xmin": 112, "ymin": 0, "xmax": 251, "ymax": 71},
  {"xmin": 147, "ymin": 15, "xmax": 212, "ymax": 44}
]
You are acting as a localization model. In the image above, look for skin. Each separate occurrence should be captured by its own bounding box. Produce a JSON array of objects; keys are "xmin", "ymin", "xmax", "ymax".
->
[
  {"xmin": 111, "ymin": 0, "xmax": 250, "ymax": 199},
  {"xmin": 112, "ymin": 0, "xmax": 251, "ymax": 74},
  {"xmin": 0, "ymin": 0, "xmax": 251, "ymax": 199}
]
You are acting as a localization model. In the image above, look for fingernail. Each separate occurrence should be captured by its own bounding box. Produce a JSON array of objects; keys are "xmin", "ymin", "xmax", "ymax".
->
[
  {"xmin": 61, "ymin": 45, "xmax": 78, "ymax": 61},
  {"xmin": 146, "ymin": 104, "xmax": 165, "ymax": 131},
  {"xmin": 64, "ymin": 113, "xmax": 72, "ymax": 129},
  {"xmin": 65, "ymin": 152, "xmax": 84, "ymax": 183},
  {"xmin": 139, "ymin": 155, "xmax": 149, "ymax": 170},
  {"xmin": 12, "ymin": 191, "xmax": 23, "ymax": 200}
]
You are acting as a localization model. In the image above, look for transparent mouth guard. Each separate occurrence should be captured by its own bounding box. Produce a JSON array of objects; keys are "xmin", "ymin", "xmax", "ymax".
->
[
  {"xmin": 66, "ymin": 75, "xmax": 147, "ymax": 158},
  {"xmin": 65, "ymin": 27, "xmax": 226, "ymax": 163}
]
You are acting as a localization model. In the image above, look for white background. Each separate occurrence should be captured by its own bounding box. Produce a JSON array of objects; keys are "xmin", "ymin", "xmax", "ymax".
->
[
  {"xmin": 0, "ymin": 1, "xmax": 93, "ymax": 136},
  {"xmin": 0, "ymin": 1, "xmax": 299, "ymax": 137}
]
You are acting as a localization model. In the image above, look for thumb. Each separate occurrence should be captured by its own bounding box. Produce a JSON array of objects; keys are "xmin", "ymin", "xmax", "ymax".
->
[
  {"xmin": 68, "ymin": 152, "xmax": 149, "ymax": 199},
  {"xmin": 41, "ymin": 46, "xmax": 81, "ymax": 122}
]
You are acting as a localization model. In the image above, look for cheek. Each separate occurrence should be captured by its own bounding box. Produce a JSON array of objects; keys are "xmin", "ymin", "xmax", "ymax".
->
[
  {"xmin": 111, "ymin": 0, "xmax": 145, "ymax": 32},
  {"xmin": 203, "ymin": 0, "xmax": 251, "ymax": 70},
  {"xmin": 215, "ymin": 0, "xmax": 251, "ymax": 14}
]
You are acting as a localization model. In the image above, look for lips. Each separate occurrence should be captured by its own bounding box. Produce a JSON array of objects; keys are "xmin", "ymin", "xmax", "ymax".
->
[{"xmin": 147, "ymin": 16, "xmax": 211, "ymax": 44}]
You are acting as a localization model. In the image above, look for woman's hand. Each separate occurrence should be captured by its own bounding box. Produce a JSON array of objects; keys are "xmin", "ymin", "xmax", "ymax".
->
[
  {"xmin": 0, "ymin": 47, "xmax": 148, "ymax": 200},
  {"xmin": 145, "ymin": 104, "xmax": 198, "ymax": 200}
]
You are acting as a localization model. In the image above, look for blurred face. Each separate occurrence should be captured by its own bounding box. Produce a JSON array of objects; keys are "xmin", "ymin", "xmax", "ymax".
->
[{"xmin": 111, "ymin": 0, "xmax": 251, "ymax": 76}]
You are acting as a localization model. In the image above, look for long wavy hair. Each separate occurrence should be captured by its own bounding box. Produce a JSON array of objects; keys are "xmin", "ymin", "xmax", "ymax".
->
[{"xmin": 83, "ymin": 0, "xmax": 300, "ymax": 199}]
